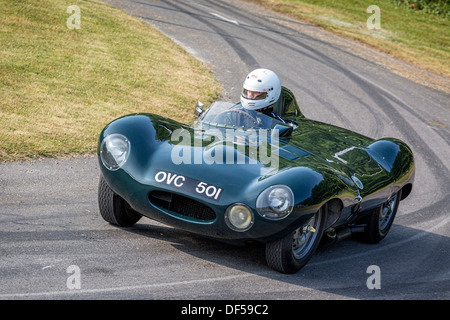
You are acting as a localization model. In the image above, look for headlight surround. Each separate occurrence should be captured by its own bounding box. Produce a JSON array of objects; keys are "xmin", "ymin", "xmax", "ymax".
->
[
  {"xmin": 225, "ymin": 203, "xmax": 254, "ymax": 232},
  {"xmin": 100, "ymin": 134, "xmax": 131, "ymax": 171},
  {"xmin": 256, "ymin": 185, "xmax": 294, "ymax": 220}
]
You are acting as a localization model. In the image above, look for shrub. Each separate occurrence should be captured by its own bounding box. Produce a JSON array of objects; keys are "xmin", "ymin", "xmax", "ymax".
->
[{"xmin": 393, "ymin": 0, "xmax": 449, "ymax": 18}]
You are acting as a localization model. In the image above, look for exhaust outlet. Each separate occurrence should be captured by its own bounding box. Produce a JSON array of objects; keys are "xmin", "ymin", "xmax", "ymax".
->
[{"xmin": 322, "ymin": 225, "xmax": 365, "ymax": 245}]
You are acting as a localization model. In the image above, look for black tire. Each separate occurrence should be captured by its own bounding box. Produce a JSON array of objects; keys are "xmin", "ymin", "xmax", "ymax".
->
[
  {"xmin": 361, "ymin": 190, "xmax": 401, "ymax": 244},
  {"xmin": 98, "ymin": 175, "xmax": 141, "ymax": 227},
  {"xmin": 266, "ymin": 207, "xmax": 326, "ymax": 274}
]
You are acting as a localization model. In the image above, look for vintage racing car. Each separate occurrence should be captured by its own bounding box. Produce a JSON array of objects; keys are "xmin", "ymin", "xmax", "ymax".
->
[{"xmin": 97, "ymin": 89, "xmax": 415, "ymax": 274}]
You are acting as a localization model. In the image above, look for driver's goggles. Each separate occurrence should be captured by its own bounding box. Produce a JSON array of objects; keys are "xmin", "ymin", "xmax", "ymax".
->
[{"xmin": 242, "ymin": 89, "xmax": 267, "ymax": 100}]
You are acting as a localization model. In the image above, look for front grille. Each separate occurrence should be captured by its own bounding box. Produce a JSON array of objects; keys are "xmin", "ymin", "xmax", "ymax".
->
[{"xmin": 148, "ymin": 191, "xmax": 216, "ymax": 221}]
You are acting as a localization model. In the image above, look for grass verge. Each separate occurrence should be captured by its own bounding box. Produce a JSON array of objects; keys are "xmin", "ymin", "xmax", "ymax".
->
[
  {"xmin": 246, "ymin": 0, "xmax": 449, "ymax": 90},
  {"xmin": 0, "ymin": 0, "xmax": 221, "ymax": 162}
]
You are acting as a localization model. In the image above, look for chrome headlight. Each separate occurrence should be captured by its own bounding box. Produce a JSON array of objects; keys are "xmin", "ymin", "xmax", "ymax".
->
[
  {"xmin": 225, "ymin": 204, "xmax": 254, "ymax": 232},
  {"xmin": 100, "ymin": 134, "xmax": 130, "ymax": 171},
  {"xmin": 256, "ymin": 185, "xmax": 294, "ymax": 220}
]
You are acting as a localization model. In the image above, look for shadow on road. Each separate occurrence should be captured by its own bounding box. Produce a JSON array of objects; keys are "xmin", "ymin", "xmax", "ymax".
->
[{"xmin": 121, "ymin": 217, "xmax": 450, "ymax": 299}]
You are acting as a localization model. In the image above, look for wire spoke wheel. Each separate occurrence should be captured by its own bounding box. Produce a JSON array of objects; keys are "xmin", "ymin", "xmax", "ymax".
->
[
  {"xmin": 266, "ymin": 207, "xmax": 326, "ymax": 274},
  {"xmin": 379, "ymin": 193, "xmax": 398, "ymax": 233},
  {"xmin": 360, "ymin": 190, "xmax": 401, "ymax": 244},
  {"xmin": 292, "ymin": 214, "xmax": 321, "ymax": 260}
]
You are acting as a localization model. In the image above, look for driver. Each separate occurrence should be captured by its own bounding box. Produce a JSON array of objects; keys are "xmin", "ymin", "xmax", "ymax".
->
[{"xmin": 240, "ymin": 68, "xmax": 293, "ymax": 125}]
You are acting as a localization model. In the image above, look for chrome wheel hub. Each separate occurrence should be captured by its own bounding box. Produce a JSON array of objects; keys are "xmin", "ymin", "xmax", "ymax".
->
[{"xmin": 292, "ymin": 214, "xmax": 319, "ymax": 259}]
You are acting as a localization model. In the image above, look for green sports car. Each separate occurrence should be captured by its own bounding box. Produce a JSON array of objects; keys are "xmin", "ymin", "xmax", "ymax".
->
[{"xmin": 97, "ymin": 91, "xmax": 415, "ymax": 274}]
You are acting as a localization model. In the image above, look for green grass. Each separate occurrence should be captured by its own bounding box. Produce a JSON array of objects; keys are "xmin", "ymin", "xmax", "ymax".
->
[
  {"xmin": 247, "ymin": 0, "xmax": 449, "ymax": 85},
  {"xmin": 0, "ymin": 0, "xmax": 221, "ymax": 162}
]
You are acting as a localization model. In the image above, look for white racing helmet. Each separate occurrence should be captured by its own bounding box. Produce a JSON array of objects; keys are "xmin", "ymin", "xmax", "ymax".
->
[{"xmin": 240, "ymin": 69, "xmax": 281, "ymax": 111}]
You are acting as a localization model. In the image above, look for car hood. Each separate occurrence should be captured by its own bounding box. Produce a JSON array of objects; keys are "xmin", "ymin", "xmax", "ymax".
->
[
  {"xmin": 144, "ymin": 116, "xmax": 385, "ymax": 191},
  {"xmin": 101, "ymin": 114, "xmax": 391, "ymax": 201}
]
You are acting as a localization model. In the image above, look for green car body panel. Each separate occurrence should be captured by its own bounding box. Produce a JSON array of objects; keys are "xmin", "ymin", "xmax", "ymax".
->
[{"xmin": 98, "ymin": 100, "xmax": 415, "ymax": 245}]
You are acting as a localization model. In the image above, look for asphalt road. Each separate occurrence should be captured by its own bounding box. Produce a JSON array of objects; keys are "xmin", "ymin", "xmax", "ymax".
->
[{"xmin": 1, "ymin": 0, "xmax": 449, "ymax": 301}]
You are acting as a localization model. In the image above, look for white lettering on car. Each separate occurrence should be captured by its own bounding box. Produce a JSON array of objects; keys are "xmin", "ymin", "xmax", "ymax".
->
[{"xmin": 154, "ymin": 171, "xmax": 223, "ymax": 200}]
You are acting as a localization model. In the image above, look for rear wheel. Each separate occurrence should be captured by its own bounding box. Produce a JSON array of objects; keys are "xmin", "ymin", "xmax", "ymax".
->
[
  {"xmin": 98, "ymin": 175, "xmax": 141, "ymax": 227},
  {"xmin": 266, "ymin": 207, "xmax": 326, "ymax": 274},
  {"xmin": 361, "ymin": 191, "xmax": 401, "ymax": 244}
]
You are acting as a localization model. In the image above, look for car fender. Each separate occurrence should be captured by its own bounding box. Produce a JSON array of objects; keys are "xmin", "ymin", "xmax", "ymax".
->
[
  {"xmin": 367, "ymin": 138, "xmax": 415, "ymax": 199},
  {"xmin": 253, "ymin": 166, "xmax": 355, "ymax": 233},
  {"xmin": 98, "ymin": 113, "xmax": 187, "ymax": 198}
]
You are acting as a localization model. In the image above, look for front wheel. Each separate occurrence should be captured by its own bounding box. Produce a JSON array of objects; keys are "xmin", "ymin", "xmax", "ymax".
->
[
  {"xmin": 265, "ymin": 207, "xmax": 326, "ymax": 274},
  {"xmin": 98, "ymin": 175, "xmax": 141, "ymax": 227},
  {"xmin": 360, "ymin": 191, "xmax": 401, "ymax": 244}
]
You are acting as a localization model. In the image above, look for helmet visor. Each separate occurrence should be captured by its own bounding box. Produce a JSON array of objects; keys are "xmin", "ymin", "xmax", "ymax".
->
[{"xmin": 242, "ymin": 89, "xmax": 267, "ymax": 100}]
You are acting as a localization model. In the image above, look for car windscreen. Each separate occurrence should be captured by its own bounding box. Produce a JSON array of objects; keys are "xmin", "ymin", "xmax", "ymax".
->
[{"xmin": 198, "ymin": 102, "xmax": 282, "ymax": 129}]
